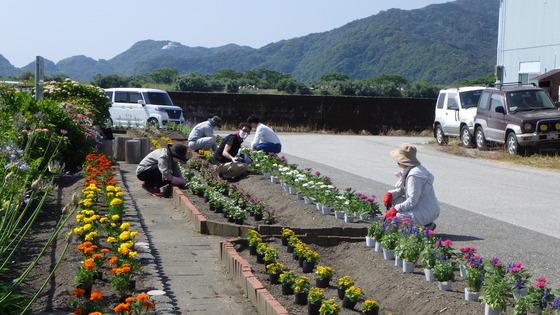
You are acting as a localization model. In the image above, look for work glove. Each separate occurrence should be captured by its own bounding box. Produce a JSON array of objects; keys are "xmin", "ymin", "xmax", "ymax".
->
[
  {"xmin": 231, "ymin": 157, "xmax": 240, "ymax": 164},
  {"xmin": 171, "ymin": 176, "xmax": 188, "ymax": 186},
  {"xmin": 383, "ymin": 192, "xmax": 393, "ymax": 209},
  {"xmin": 384, "ymin": 207, "xmax": 398, "ymax": 220}
]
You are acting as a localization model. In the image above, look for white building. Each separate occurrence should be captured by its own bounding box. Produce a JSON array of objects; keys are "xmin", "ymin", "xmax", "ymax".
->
[{"xmin": 497, "ymin": 0, "xmax": 560, "ymax": 101}]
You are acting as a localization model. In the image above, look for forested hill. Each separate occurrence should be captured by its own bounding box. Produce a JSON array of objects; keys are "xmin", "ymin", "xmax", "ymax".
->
[{"xmin": 1, "ymin": 0, "xmax": 499, "ymax": 84}]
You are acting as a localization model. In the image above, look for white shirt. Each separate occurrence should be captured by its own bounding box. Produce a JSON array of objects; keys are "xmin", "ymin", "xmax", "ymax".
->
[{"xmin": 251, "ymin": 123, "xmax": 281, "ymax": 147}]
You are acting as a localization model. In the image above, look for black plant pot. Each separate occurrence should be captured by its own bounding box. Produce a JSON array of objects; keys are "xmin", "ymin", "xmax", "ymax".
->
[{"xmin": 281, "ymin": 282, "xmax": 294, "ymax": 295}]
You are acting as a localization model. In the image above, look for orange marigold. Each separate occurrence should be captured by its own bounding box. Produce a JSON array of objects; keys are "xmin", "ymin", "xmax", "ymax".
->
[
  {"xmin": 136, "ymin": 293, "xmax": 149, "ymax": 301},
  {"xmin": 125, "ymin": 296, "xmax": 134, "ymax": 303},
  {"xmin": 72, "ymin": 288, "xmax": 85, "ymax": 296},
  {"xmin": 73, "ymin": 309, "xmax": 82, "ymax": 315},
  {"xmin": 89, "ymin": 291, "xmax": 103, "ymax": 301},
  {"xmin": 114, "ymin": 303, "xmax": 130, "ymax": 313},
  {"xmin": 143, "ymin": 301, "xmax": 155, "ymax": 309}
]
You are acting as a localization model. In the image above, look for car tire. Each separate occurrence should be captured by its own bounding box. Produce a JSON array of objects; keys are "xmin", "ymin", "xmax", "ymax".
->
[
  {"xmin": 506, "ymin": 132, "xmax": 526, "ymax": 155},
  {"xmin": 460, "ymin": 125, "xmax": 475, "ymax": 148},
  {"xmin": 147, "ymin": 118, "xmax": 159, "ymax": 126},
  {"xmin": 475, "ymin": 127, "xmax": 487, "ymax": 151},
  {"xmin": 435, "ymin": 125, "xmax": 448, "ymax": 146}
]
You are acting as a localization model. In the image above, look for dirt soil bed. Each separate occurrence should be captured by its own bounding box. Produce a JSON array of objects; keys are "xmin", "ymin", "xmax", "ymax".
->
[
  {"xmin": 15, "ymin": 143, "xmax": 508, "ymax": 314},
  {"xmin": 183, "ymin": 172, "xmax": 496, "ymax": 315}
]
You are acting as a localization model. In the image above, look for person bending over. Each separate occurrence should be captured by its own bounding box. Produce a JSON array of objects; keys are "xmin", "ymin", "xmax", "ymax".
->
[
  {"xmin": 136, "ymin": 143, "xmax": 189, "ymax": 197},
  {"xmin": 187, "ymin": 116, "xmax": 222, "ymax": 152},
  {"xmin": 213, "ymin": 122, "xmax": 252, "ymax": 180}
]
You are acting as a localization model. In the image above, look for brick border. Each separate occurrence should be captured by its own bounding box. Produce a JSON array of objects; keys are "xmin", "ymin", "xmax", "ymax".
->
[{"xmin": 171, "ymin": 186, "xmax": 368, "ymax": 244}]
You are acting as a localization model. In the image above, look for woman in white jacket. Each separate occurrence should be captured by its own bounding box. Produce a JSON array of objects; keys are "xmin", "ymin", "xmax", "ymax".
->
[{"xmin": 382, "ymin": 144, "xmax": 439, "ymax": 230}]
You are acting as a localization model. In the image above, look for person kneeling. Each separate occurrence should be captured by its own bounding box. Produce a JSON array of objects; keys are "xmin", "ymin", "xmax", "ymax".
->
[{"xmin": 212, "ymin": 122, "xmax": 252, "ymax": 180}]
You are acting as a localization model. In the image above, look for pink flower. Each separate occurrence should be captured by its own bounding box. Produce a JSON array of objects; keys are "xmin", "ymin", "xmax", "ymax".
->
[{"xmin": 442, "ymin": 240, "xmax": 453, "ymax": 247}]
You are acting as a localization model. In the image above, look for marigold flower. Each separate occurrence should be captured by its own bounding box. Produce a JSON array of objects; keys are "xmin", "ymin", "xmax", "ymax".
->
[
  {"xmin": 114, "ymin": 303, "xmax": 130, "ymax": 313},
  {"xmin": 91, "ymin": 254, "xmax": 103, "ymax": 259},
  {"xmin": 84, "ymin": 258, "xmax": 95, "ymax": 270},
  {"xmin": 90, "ymin": 291, "xmax": 103, "ymax": 301},
  {"xmin": 110, "ymin": 198, "xmax": 123, "ymax": 206},
  {"xmin": 120, "ymin": 222, "xmax": 130, "ymax": 230},
  {"xmin": 111, "ymin": 214, "xmax": 120, "ymax": 221},
  {"xmin": 73, "ymin": 309, "xmax": 82, "ymax": 315},
  {"xmin": 119, "ymin": 231, "xmax": 131, "ymax": 241},
  {"xmin": 72, "ymin": 288, "xmax": 85, "ymax": 296},
  {"xmin": 90, "ymin": 312, "xmax": 102, "ymax": 315},
  {"xmin": 100, "ymin": 248, "xmax": 110, "ymax": 253},
  {"xmin": 143, "ymin": 301, "xmax": 155, "ymax": 308},
  {"xmin": 125, "ymin": 296, "xmax": 135, "ymax": 303},
  {"xmin": 128, "ymin": 251, "xmax": 138, "ymax": 258},
  {"xmin": 107, "ymin": 236, "xmax": 117, "ymax": 243},
  {"xmin": 137, "ymin": 293, "xmax": 149, "ymax": 301},
  {"xmin": 109, "ymin": 256, "xmax": 118, "ymax": 264}
]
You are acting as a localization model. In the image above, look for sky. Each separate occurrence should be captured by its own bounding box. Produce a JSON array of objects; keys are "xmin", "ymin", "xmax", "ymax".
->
[{"xmin": 1, "ymin": 0, "xmax": 451, "ymax": 68}]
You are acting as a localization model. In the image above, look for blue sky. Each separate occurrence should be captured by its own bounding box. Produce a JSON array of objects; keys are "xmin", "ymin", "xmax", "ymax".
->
[{"xmin": 1, "ymin": 0, "xmax": 450, "ymax": 68}]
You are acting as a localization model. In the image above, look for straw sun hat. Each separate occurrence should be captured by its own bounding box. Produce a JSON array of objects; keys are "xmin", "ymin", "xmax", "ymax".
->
[{"xmin": 390, "ymin": 144, "xmax": 420, "ymax": 167}]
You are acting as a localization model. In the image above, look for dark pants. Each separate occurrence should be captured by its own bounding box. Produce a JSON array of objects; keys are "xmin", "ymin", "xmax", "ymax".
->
[
  {"xmin": 137, "ymin": 164, "xmax": 169, "ymax": 188},
  {"xmin": 255, "ymin": 143, "xmax": 281, "ymax": 154}
]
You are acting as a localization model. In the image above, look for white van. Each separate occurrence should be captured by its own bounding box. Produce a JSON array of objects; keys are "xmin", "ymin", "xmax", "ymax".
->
[
  {"xmin": 433, "ymin": 86, "xmax": 484, "ymax": 147},
  {"xmin": 104, "ymin": 88, "xmax": 185, "ymax": 127}
]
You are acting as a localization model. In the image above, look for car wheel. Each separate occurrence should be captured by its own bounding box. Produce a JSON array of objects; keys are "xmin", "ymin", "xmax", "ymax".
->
[
  {"xmin": 460, "ymin": 125, "xmax": 474, "ymax": 148},
  {"xmin": 506, "ymin": 132, "xmax": 525, "ymax": 155},
  {"xmin": 435, "ymin": 125, "xmax": 448, "ymax": 146},
  {"xmin": 147, "ymin": 118, "xmax": 159, "ymax": 126},
  {"xmin": 475, "ymin": 127, "xmax": 487, "ymax": 150}
]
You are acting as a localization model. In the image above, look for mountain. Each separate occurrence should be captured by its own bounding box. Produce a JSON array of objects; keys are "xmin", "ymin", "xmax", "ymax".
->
[{"xmin": 0, "ymin": 0, "xmax": 499, "ymax": 84}]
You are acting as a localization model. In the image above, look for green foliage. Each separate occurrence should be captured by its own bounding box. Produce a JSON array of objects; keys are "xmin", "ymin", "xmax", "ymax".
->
[
  {"xmin": 432, "ymin": 260, "xmax": 455, "ymax": 282},
  {"xmin": 91, "ymin": 73, "xmax": 140, "ymax": 88}
]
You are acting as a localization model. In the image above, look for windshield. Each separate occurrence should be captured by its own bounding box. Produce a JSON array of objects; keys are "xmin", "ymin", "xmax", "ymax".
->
[
  {"xmin": 506, "ymin": 90, "xmax": 556, "ymax": 112},
  {"xmin": 143, "ymin": 92, "xmax": 174, "ymax": 106},
  {"xmin": 459, "ymin": 90, "xmax": 482, "ymax": 109}
]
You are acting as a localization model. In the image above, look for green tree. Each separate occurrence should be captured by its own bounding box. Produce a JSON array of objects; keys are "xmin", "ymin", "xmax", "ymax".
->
[
  {"xmin": 402, "ymin": 81, "xmax": 440, "ymax": 98},
  {"xmin": 148, "ymin": 68, "xmax": 179, "ymax": 84},
  {"xmin": 174, "ymin": 73, "xmax": 212, "ymax": 92},
  {"xmin": 320, "ymin": 73, "xmax": 350, "ymax": 82},
  {"xmin": 91, "ymin": 73, "xmax": 134, "ymax": 88}
]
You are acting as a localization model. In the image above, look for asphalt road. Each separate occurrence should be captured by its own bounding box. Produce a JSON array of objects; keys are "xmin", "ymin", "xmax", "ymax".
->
[{"xmin": 243, "ymin": 133, "xmax": 560, "ymax": 284}]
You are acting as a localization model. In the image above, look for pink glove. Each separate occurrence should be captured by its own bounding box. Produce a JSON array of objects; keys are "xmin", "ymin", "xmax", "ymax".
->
[
  {"xmin": 384, "ymin": 207, "xmax": 398, "ymax": 220},
  {"xmin": 171, "ymin": 176, "xmax": 188, "ymax": 186},
  {"xmin": 383, "ymin": 192, "xmax": 392, "ymax": 209}
]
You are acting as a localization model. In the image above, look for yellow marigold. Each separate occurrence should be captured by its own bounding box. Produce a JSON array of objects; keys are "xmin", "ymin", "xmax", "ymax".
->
[
  {"xmin": 107, "ymin": 236, "xmax": 117, "ymax": 243},
  {"xmin": 81, "ymin": 199, "xmax": 93, "ymax": 207},
  {"xmin": 73, "ymin": 227, "xmax": 84, "ymax": 234},
  {"xmin": 111, "ymin": 214, "xmax": 120, "ymax": 221},
  {"xmin": 84, "ymin": 231, "xmax": 98, "ymax": 241},
  {"xmin": 99, "ymin": 217, "xmax": 108, "ymax": 223},
  {"xmin": 75, "ymin": 214, "xmax": 84, "ymax": 222},
  {"xmin": 130, "ymin": 231, "xmax": 139, "ymax": 237},
  {"xmin": 107, "ymin": 192, "xmax": 114, "ymax": 197},
  {"xmin": 106, "ymin": 185, "xmax": 116, "ymax": 192},
  {"xmin": 116, "ymin": 192, "xmax": 123, "ymax": 197},
  {"xmin": 110, "ymin": 198, "xmax": 122, "ymax": 206},
  {"xmin": 115, "ymin": 186, "xmax": 122, "ymax": 192},
  {"xmin": 110, "ymin": 223, "xmax": 117, "ymax": 227},
  {"xmin": 128, "ymin": 251, "xmax": 138, "ymax": 258},
  {"xmin": 119, "ymin": 231, "xmax": 131, "ymax": 241},
  {"xmin": 120, "ymin": 222, "xmax": 130, "ymax": 230},
  {"xmin": 86, "ymin": 193, "xmax": 95, "ymax": 200},
  {"xmin": 82, "ymin": 224, "xmax": 93, "ymax": 232}
]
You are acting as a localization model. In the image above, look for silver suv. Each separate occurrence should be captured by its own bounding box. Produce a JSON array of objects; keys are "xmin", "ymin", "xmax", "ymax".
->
[
  {"xmin": 433, "ymin": 86, "xmax": 484, "ymax": 147},
  {"xmin": 474, "ymin": 84, "xmax": 560, "ymax": 154}
]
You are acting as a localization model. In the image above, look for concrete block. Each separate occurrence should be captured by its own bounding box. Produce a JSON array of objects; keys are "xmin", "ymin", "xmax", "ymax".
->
[
  {"xmin": 114, "ymin": 136, "xmax": 131, "ymax": 161},
  {"xmin": 125, "ymin": 140, "xmax": 142, "ymax": 164}
]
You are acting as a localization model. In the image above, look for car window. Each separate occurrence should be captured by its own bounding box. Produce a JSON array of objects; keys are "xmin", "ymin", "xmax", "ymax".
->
[
  {"xmin": 104, "ymin": 91, "xmax": 113, "ymax": 101},
  {"xmin": 114, "ymin": 91, "xmax": 128, "ymax": 103},
  {"xmin": 436, "ymin": 93, "xmax": 446, "ymax": 109},
  {"xmin": 459, "ymin": 90, "xmax": 482, "ymax": 109},
  {"xmin": 477, "ymin": 91, "xmax": 491, "ymax": 110},
  {"xmin": 144, "ymin": 92, "xmax": 174, "ymax": 106},
  {"xmin": 506, "ymin": 90, "xmax": 555, "ymax": 111},
  {"xmin": 128, "ymin": 92, "xmax": 143, "ymax": 104},
  {"xmin": 490, "ymin": 94, "xmax": 505, "ymax": 112},
  {"xmin": 447, "ymin": 93, "xmax": 458, "ymax": 109}
]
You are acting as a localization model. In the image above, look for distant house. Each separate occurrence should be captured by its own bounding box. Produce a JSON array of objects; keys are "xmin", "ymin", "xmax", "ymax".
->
[{"xmin": 497, "ymin": 1, "xmax": 560, "ymax": 101}]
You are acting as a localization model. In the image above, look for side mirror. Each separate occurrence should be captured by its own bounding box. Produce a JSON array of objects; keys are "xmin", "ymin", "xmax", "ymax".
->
[{"xmin": 495, "ymin": 106, "xmax": 505, "ymax": 114}]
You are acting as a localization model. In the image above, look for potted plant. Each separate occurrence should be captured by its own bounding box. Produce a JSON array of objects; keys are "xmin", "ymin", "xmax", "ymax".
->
[
  {"xmin": 315, "ymin": 266, "xmax": 335, "ymax": 288},
  {"xmin": 525, "ymin": 277, "xmax": 554, "ymax": 313},
  {"xmin": 361, "ymin": 300, "xmax": 380, "ymax": 315},
  {"xmin": 336, "ymin": 276, "xmax": 354, "ymax": 300},
  {"xmin": 307, "ymin": 288, "xmax": 325, "ymax": 315},
  {"xmin": 303, "ymin": 250, "xmax": 320, "ymax": 273},
  {"xmin": 380, "ymin": 232, "xmax": 399, "ymax": 260},
  {"xmin": 279, "ymin": 270, "xmax": 296, "ymax": 295},
  {"xmin": 281, "ymin": 228, "xmax": 295, "ymax": 246},
  {"xmin": 319, "ymin": 299, "xmax": 341, "ymax": 315},
  {"xmin": 464, "ymin": 255, "xmax": 485, "ymax": 301},
  {"xmin": 505, "ymin": 262, "xmax": 532, "ymax": 298},
  {"xmin": 292, "ymin": 276, "xmax": 311, "ymax": 305},
  {"xmin": 265, "ymin": 261, "xmax": 284, "ymax": 284},
  {"xmin": 432, "ymin": 260, "xmax": 455, "ymax": 291},
  {"xmin": 420, "ymin": 243, "xmax": 438, "ymax": 281},
  {"xmin": 263, "ymin": 208, "xmax": 276, "ymax": 224},
  {"xmin": 399, "ymin": 234, "xmax": 424, "ymax": 273},
  {"xmin": 456, "ymin": 246, "xmax": 477, "ymax": 277},
  {"xmin": 342, "ymin": 286, "xmax": 363, "ymax": 309},
  {"xmin": 481, "ymin": 257, "xmax": 509, "ymax": 315}
]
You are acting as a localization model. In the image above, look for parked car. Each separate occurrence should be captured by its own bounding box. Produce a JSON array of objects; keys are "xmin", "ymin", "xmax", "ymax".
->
[
  {"xmin": 433, "ymin": 86, "xmax": 484, "ymax": 147},
  {"xmin": 104, "ymin": 88, "xmax": 185, "ymax": 127},
  {"xmin": 473, "ymin": 83, "xmax": 560, "ymax": 154}
]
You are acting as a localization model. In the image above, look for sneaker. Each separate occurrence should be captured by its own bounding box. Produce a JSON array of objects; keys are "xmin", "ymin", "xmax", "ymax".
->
[
  {"xmin": 141, "ymin": 182, "xmax": 164, "ymax": 197},
  {"xmin": 424, "ymin": 222, "xmax": 437, "ymax": 231}
]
